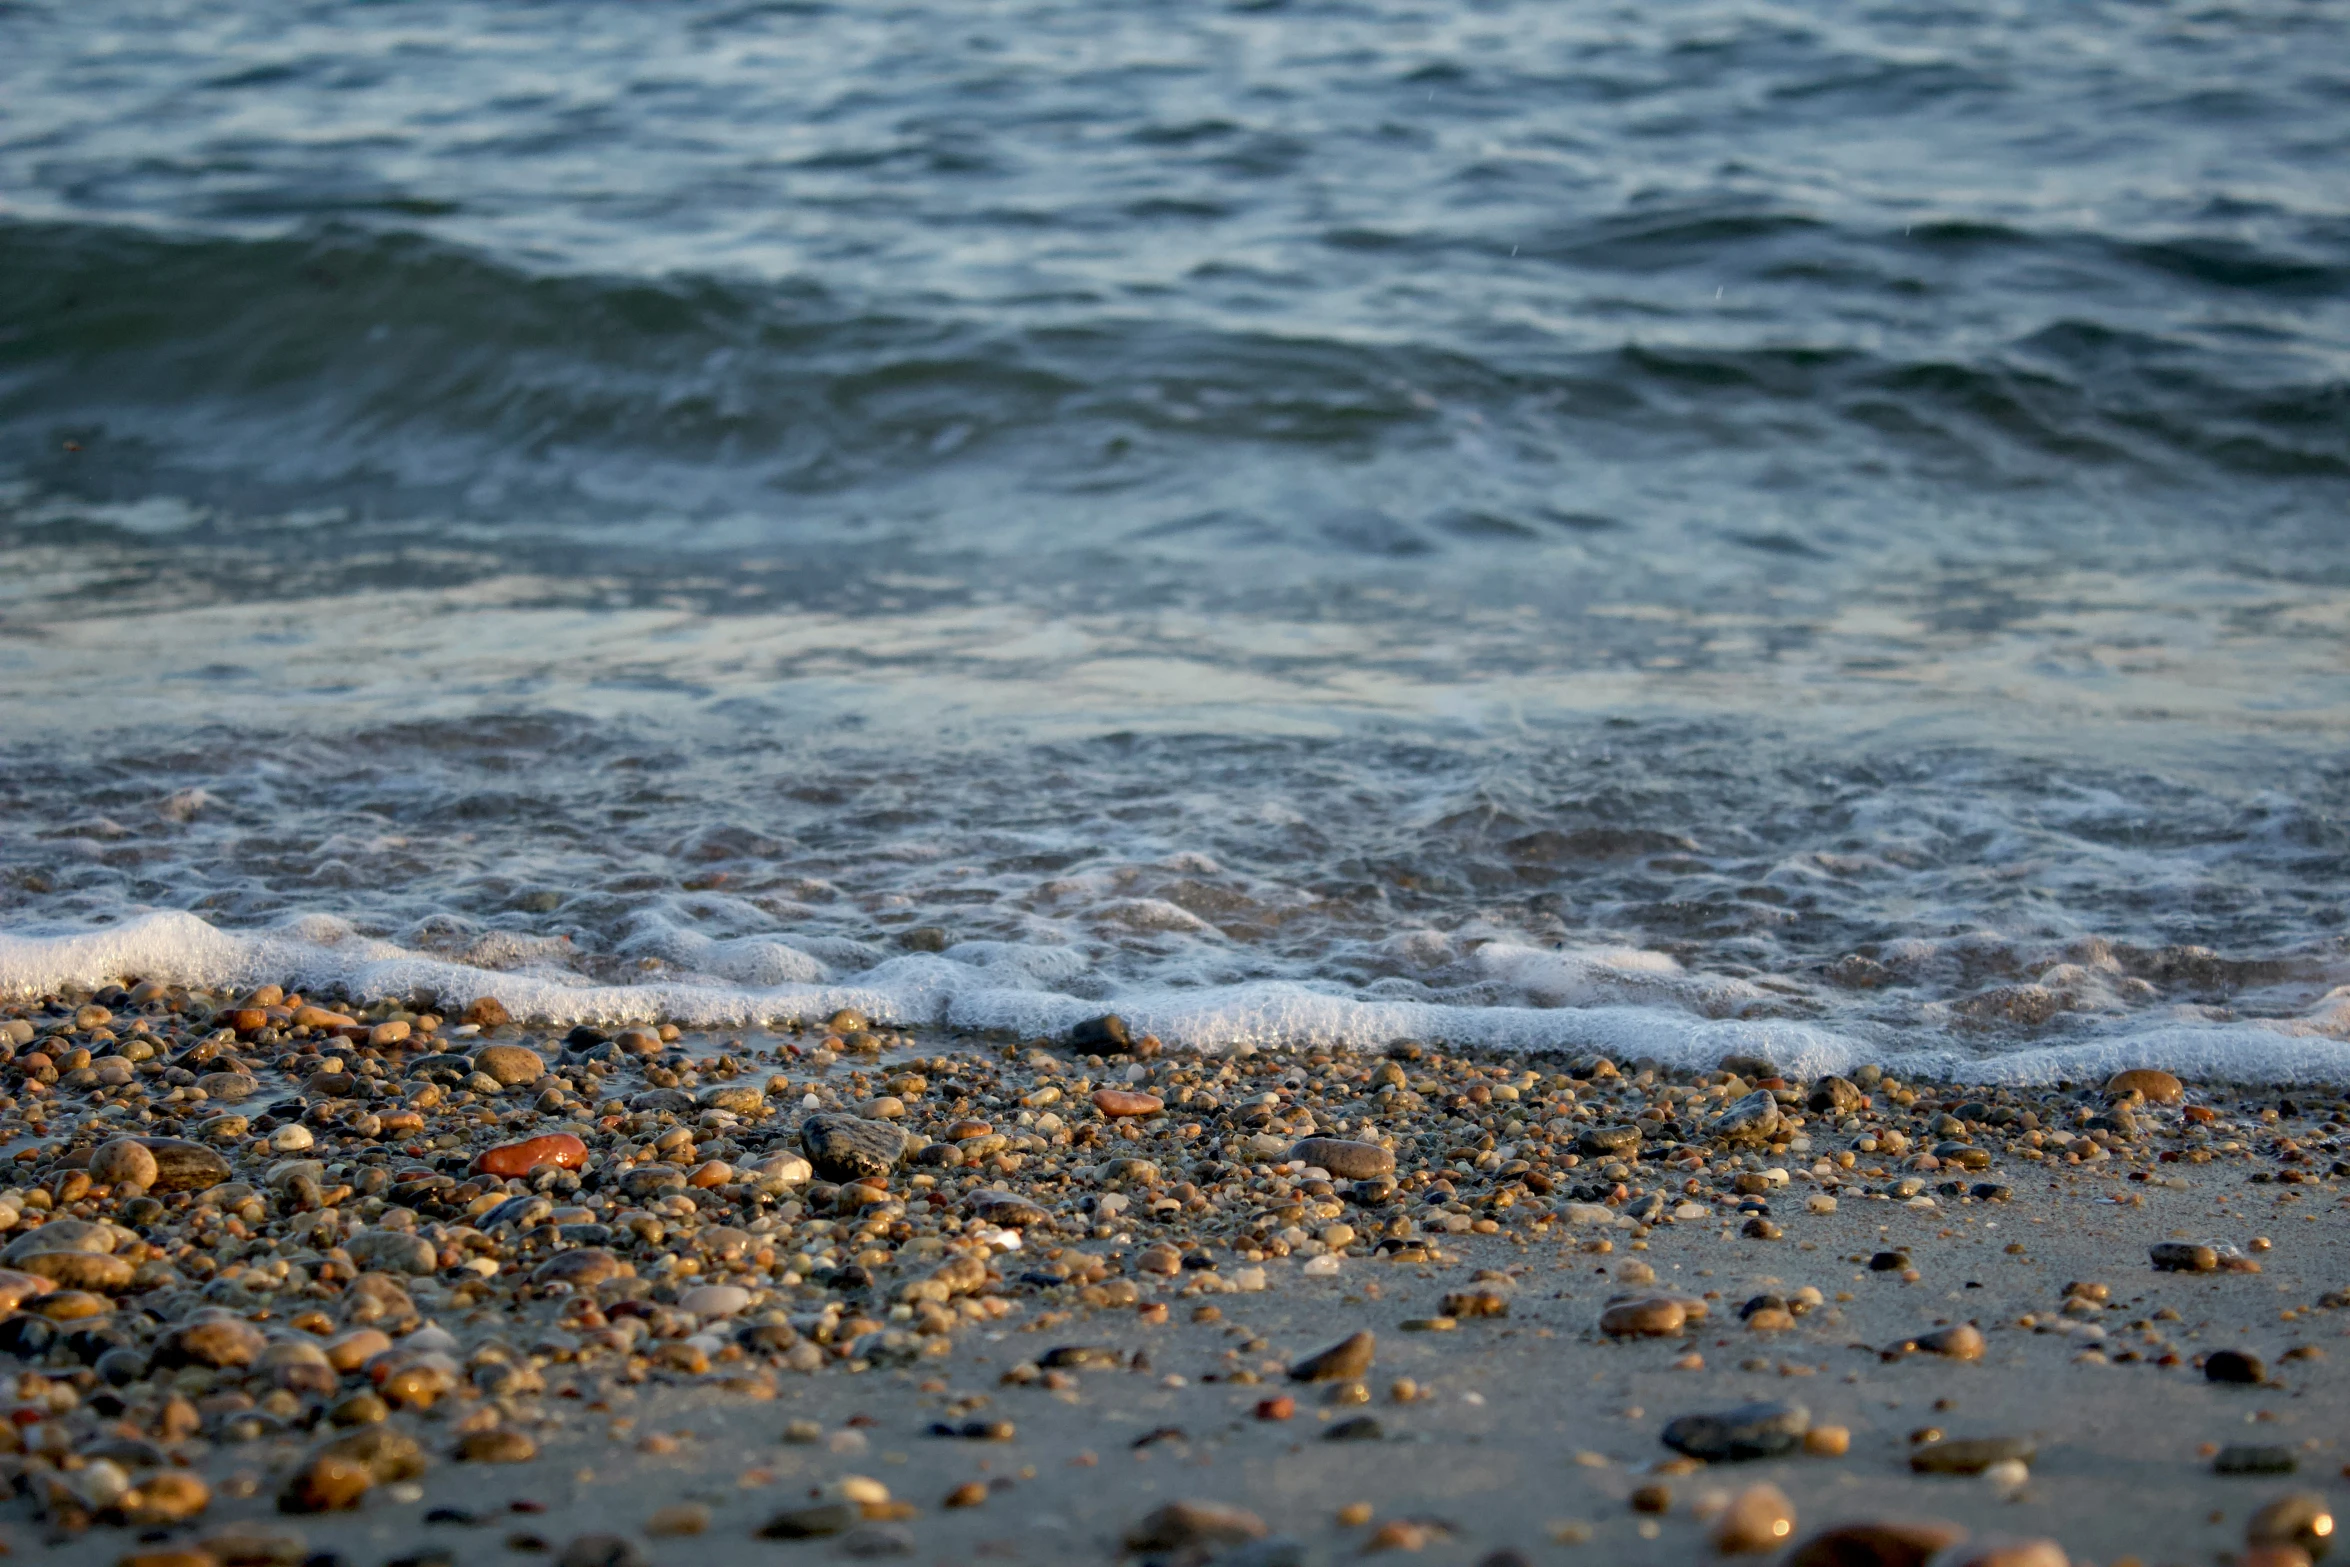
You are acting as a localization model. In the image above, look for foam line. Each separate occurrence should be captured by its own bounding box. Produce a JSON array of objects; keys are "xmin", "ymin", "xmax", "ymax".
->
[{"xmin": 3, "ymin": 911, "xmax": 2345, "ymax": 1085}]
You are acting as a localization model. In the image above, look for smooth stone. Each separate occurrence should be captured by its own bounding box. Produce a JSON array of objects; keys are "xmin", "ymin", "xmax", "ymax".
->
[
  {"xmin": 759, "ymin": 1503, "xmax": 861, "ymax": 1539},
  {"xmin": 1577, "ymin": 1125, "xmax": 1643, "ymax": 1157},
  {"xmin": 91, "ymin": 1138, "xmax": 160, "ymax": 1191},
  {"xmin": 1713, "ymin": 1484, "xmax": 1797, "ymax": 1554},
  {"xmin": 4, "ymin": 1218, "xmax": 117, "ymax": 1259},
  {"xmin": 345, "ymin": 1231, "xmax": 438, "ymax": 1276},
  {"xmin": 11, "ymin": 1251, "xmax": 135, "ymax": 1290},
  {"xmin": 2214, "ymin": 1444, "xmax": 2297, "ymax": 1475},
  {"xmin": 800, "ymin": 1113, "xmax": 909, "ymax": 1182},
  {"xmin": 2247, "ymin": 1493, "xmax": 2334, "ymax": 1559},
  {"xmin": 964, "ymin": 1189, "xmax": 1052, "ymax": 1229},
  {"xmin": 1886, "ymin": 1324, "xmax": 1985, "ymax": 1362},
  {"xmin": 320, "ymin": 1425, "xmax": 429, "ymax": 1482},
  {"xmin": 1712, "ymin": 1091, "xmax": 1784, "ymax": 1142},
  {"xmin": 679, "ymin": 1284, "xmax": 752, "ymax": 1319},
  {"xmin": 1910, "ymin": 1437, "xmax": 2035, "ymax": 1475},
  {"xmin": 1601, "ymin": 1298, "xmax": 1687, "ymax": 1338},
  {"xmin": 139, "ymin": 1139, "xmax": 232, "ymax": 1193},
  {"xmin": 196, "ymin": 1072, "xmax": 260, "ymax": 1102},
  {"xmin": 1090, "ymin": 1088, "xmax": 1163, "ymax": 1118},
  {"xmin": 2105, "ymin": 1069, "xmax": 2183, "ymax": 1105},
  {"xmin": 471, "ymin": 1044, "xmax": 545, "ymax": 1086},
  {"xmin": 1288, "ymin": 1138, "xmax": 1393, "ymax": 1180},
  {"xmin": 1323, "ymin": 1416, "xmax": 1382, "ymax": 1441},
  {"xmin": 532, "ymin": 1248, "xmax": 628, "ymax": 1287},
  {"xmin": 473, "ymin": 1134, "xmax": 589, "ymax": 1178},
  {"xmin": 1124, "ymin": 1500, "xmax": 1268, "ymax": 1554},
  {"xmin": 1288, "ymin": 1329, "xmax": 1374, "ymax": 1383},
  {"xmin": 2205, "ymin": 1349, "xmax": 2266, "ymax": 1385},
  {"xmin": 456, "ymin": 1429, "xmax": 537, "ymax": 1463},
  {"xmin": 1807, "ymin": 1077, "xmax": 1866, "ymax": 1115},
  {"xmin": 1661, "ymin": 1400, "xmax": 1809, "ymax": 1462},
  {"xmin": 157, "ymin": 1314, "xmax": 266, "ymax": 1369},
  {"xmin": 2151, "ymin": 1242, "xmax": 2219, "ymax": 1273},
  {"xmin": 0, "ymin": 1271, "xmax": 57, "ymax": 1312},
  {"xmin": 1068, "ymin": 1015, "xmax": 1132, "ymax": 1053},
  {"xmin": 279, "ymin": 1454, "xmax": 371, "ymax": 1513},
  {"xmin": 1787, "ymin": 1521, "xmax": 1969, "ymax": 1567}
]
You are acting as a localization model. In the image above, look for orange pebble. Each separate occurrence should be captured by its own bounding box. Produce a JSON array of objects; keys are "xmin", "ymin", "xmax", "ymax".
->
[{"xmin": 472, "ymin": 1133, "xmax": 589, "ymax": 1178}]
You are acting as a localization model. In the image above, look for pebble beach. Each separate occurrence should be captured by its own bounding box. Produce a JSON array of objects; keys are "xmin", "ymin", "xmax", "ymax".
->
[{"xmin": 0, "ymin": 983, "xmax": 2341, "ymax": 1567}]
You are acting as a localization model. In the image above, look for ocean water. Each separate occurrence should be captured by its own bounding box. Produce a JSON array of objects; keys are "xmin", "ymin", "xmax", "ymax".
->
[{"xmin": 4, "ymin": 0, "xmax": 2349, "ymax": 1081}]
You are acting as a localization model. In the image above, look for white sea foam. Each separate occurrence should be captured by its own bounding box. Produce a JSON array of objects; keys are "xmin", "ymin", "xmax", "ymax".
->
[{"xmin": 4, "ymin": 910, "xmax": 2346, "ymax": 1085}]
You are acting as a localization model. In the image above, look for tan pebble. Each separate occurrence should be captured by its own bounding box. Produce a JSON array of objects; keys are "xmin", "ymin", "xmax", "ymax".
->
[
  {"xmin": 1289, "ymin": 1329, "xmax": 1374, "ymax": 1382},
  {"xmin": 645, "ymin": 1504, "xmax": 709, "ymax": 1537},
  {"xmin": 91, "ymin": 1138, "xmax": 160, "ymax": 1193},
  {"xmin": 115, "ymin": 1552, "xmax": 219, "ymax": 1567},
  {"xmin": 1090, "ymin": 1089, "xmax": 1163, "ymax": 1119},
  {"xmin": 945, "ymin": 1481, "xmax": 989, "ymax": 1509},
  {"xmin": 1803, "ymin": 1426, "xmax": 1851, "ymax": 1457},
  {"xmin": 1631, "ymin": 1485, "xmax": 1671, "ymax": 1515},
  {"xmin": 2247, "ymin": 1493, "xmax": 2334, "ymax": 1560},
  {"xmin": 2104, "ymin": 1069, "xmax": 2183, "ymax": 1105},
  {"xmin": 120, "ymin": 1470, "xmax": 212, "ymax": 1524},
  {"xmin": 1338, "ymin": 1502, "xmax": 1374, "ymax": 1527},
  {"xmin": 457, "ymin": 1429, "xmax": 536, "ymax": 1463},
  {"xmin": 1366, "ymin": 1520, "xmax": 1430, "ymax": 1552},
  {"xmin": 1135, "ymin": 1243, "xmax": 1182, "ymax": 1276},
  {"xmin": 278, "ymin": 1454, "xmax": 371, "ymax": 1513},
  {"xmin": 1124, "ymin": 1500, "xmax": 1268, "ymax": 1552},
  {"xmin": 1601, "ymin": 1297, "xmax": 1686, "ymax": 1338},
  {"xmin": 1713, "ymin": 1484, "xmax": 1796, "ymax": 1553}
]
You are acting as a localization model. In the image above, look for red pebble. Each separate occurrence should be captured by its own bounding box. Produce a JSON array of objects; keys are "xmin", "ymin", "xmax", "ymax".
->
[
  {"xmin": 471, "ymin": 1134, "xmax": 589, "ymax": 1178},
  {"xmin": 1254, "ymin": 1396, "xmax": 1294, "ymax": 1421},
  {"xmin": 1090, "ymin": 1089, "xmax": 1164, "ymax": 1119}
]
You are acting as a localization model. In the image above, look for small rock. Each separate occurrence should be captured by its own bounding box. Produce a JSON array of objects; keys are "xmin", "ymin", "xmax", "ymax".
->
[
  {"xmin": 1786, "ymin": 1521, "xmax": 1967, "ymax": 1567},
  {"xmin": 556, "ymin": 1537, "xmax": 647, "ymax": 1567},
  {"xmin": 1711, "ymin": 1092, "xmax": 1783, "ymax": 1142},
  {"xmin": 1577, "ymin": 1125, "xmax": 1642, "ymax": 1157},
  {"xmin": 91, "ymin": 1139, "xmax": 160, "ymax": 1192},
  {"xmin": 2214, "ymin": 1445, "xmax": 2297, "ymax": 1475},
  {"xmin": 2205, "ymin": 1349, "xmax": 2266, "ymax": 1385},
  {"xmin": 1713, "ymin": 1484, "xmax": 1797, "ymax": 1554},
  {"xmin": 800, "ymin": 1113, "xmax": 909, "ymax": 1182},
  {"xmin": 456, "ymin": 1429, "xmax": 536, "ymax": 1463},
  {"xmin": 1091, "ymin": 1088, "xmax": 1163, "ymax": 1119},
  {"xmin": 531, "ymin": 1248, "xmax": 627, "ymax": 1288},
  {"xmin": 1289, "ymin": 1138, "xmax": 1394, "ymax": 1180},
  {"xmin": 1324, "ymin": 1416, "xmax": 1383, "ymax": 1441},
  {"xmin": 2151, "ymin": 1242, "xmax": 2219, "ymax": 1273},
  {"xmin": 14, "ymin": 1250, "xmax": 135, "ymax": 1290},
  {"xmin": 1886, "ymin": 1324, "xmax": 1984, "ymax": 1362},
  {"xmin": 1290, "ymin": 1330, "xmax": 1375, "ymax": 1383},
  {"xmin": 1661, "ymin": 1401, "xmax": 1810, "ymax": 1462},
  {"xmin": 759, "ymin": 1503, "xmax": 862, "ymax": 1539},
  {"xmin": 678, "ymin": 1284, "xmax": 752, "ymax": 1319},
  {"xmin": 645, "ymin": 1504, "xmax": 710, "ymax": 1537},
  {"xmin": 2247, "ymin": 1493, "xmax": 2333, "ymax": 1559},
  {"xmin": 471, "ymin": 1044, "xmax": 545, "ymax": 1086},
  {"xmin": 1808, "ymin": 1077, "xmax": 1865, "ymax": 1115},
  {"xmin": 1125, "ymin": 1500, "xmax": 1268, "ymax": 1553},
  {"xmin": 2104, "ymin": 1069, "xmax": 2183, "ymax": 1105},
  {"xmin": 158, "ymin": 1314, "xmax": 267, "ymax": 1369},
  {"xmin": 1909, "ymin": 1437, "xmax": 2035, "ymax": 1475},
  {"xmin": 472, "ymin": 1134, "xmax": 588, "ymax": 1178},
  {"xmin": 279, "ymin": 1455, "xmax": 372, "ymax": 1513},
  {"xmin": 1601, "ymin": 1298, "xmax": 1686, "ymax": 1338}
]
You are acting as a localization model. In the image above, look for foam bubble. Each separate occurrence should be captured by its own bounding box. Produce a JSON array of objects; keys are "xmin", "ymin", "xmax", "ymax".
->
[{"xmin": 6, "ymin": 911, "xmax": 2347, "ymax": 1085}]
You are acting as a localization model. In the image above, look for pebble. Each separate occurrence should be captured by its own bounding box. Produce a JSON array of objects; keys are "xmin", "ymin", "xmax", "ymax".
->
[
  {"xmin": 2205, "ymin": 1349, "xmax": 2267, "ymax": 1385},
  {"xmin": 1091, "ymin": 1088, "xmax": 1164, "ymax": 1118},
  {"xmin": 1786, "ymin": 1522, "xmax": 1969, "ymax": 1567},
  {"xmin": 800, "ymin": 1112, "xmax": 910, "ymax": 1181},
  {"xmin": 2105, "ymin": 1069, "xmax": 2184, "ymax": 1104},
  {"xmin": 1289, "ymin": 1137, "xmax": 1394, "ymax": 1179},
  {"xmin": 1289, "ymin": 1330, "xmax": 1375, "ymax": 1382},
  {"xmin": 2213, "ymin": 1445, "xmax": 2298, "ymax": 1475},
  {"xmin": 472, "ymin": 1133, "xmax": 589, "ymax": 1177},
  {"xmin": 2246, "ymin": 1493, "xmax": 2333, "ymax": 1559},
  {"xmin": 455, "ymin": 1429, "xmax": 537, "ymax": 1463},
  {"xmin": 1712, "ymin": 1484, "xmax": 1797, "ymax": 1554},
  {"xmin": 644, "ymin": 1504, "xmax": 710, "ymax": 1537},
  {"xmin": 1910, "ymin": 1436, "xmax": 2035, "ymax": 1475},
  {"xmin": 1662, "ymin": 1401, "xmax": 1810, "ymax": 1462},
  {"xmin": 2152, "ymin": 1242, "xmax": 2220, "ymax": 1273},
  {"xmin": 1125, "ymin": 1500, "xmax": 1268, "ymax": 1553},
  {"xmin": 1602, "ymin": 1298, "xmax": 1687, "ymax": 1338}
]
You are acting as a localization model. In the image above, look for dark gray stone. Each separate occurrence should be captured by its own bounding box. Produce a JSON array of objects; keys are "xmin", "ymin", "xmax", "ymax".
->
[
  {"xmin": 1661, "ymin": 1400, "xmax": 1809, "ymax": 1462},
  {"xmin": 799, "ymin": 1113, "xmax": 909, "ymax": 1182}
]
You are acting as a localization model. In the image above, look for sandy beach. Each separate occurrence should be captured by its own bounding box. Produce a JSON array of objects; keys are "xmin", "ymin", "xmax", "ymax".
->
[{"xmin": 0, "ymin": 988, "xmax": 2339, "ymax": 1567}]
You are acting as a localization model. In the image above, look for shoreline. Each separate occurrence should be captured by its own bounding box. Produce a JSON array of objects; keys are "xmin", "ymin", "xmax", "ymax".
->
[{"xmin": 0, "ymin": 984, "xmax": 2341, "ymax": 1566}]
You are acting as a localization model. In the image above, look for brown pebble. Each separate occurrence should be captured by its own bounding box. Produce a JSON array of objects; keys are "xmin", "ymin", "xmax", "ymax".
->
[
  {"xmin": 278, "ymin": 1455, "xmax": 371, "ymax": 1513},
  {"xmin": 1713, "ymin": 1484, "xmax": 1796, "ymax": 1554},
  {"xmin": 1124, "ymin": 1500, "xmax": 1268, "ymax": 1553},
  {"xmin": 458, "ymin": 1429, "xmax": 538, "ymax": 1463},
  {"xmin": 2104, "ymin": 1069, "xmax": 2183, "ymax": 1105},
  {"xmin": 1786, "ymin": 1520, "xmax": 1967, "ymax": 1567},
  {"xmin": 2246, "ymin": 1493, "xmax": 2333, "ymax": 1560},
  {"xmin": 1091, "ymin": 1088, "xmax": 1164, "ymax": 1119},
  {"xmin": 1803, "ymin": 1426, "xmax": 1851, "ymax": 1458},
  {"xmin": 1631, "ymin": 1485, "xmax": 1671, "ymax": 1515},
  {"xmin": 644, "ymin": 1504, "xmax": 709, "ymax": 1537},
  {"xmin": 945, "ymin": 1482, "xmax": 989, "ymax": 1509},
  {"xmin": 1290, "ymin": 1329, "xmax": 1375, "ymax": 1383},
  {"xmin": 1601, "ymin": 1297, "xmax": 1687, "ymax": 1338},
  {"xmin": 1928, "ymin": 1538, "xmax": 2068, "ymax": 1567}
]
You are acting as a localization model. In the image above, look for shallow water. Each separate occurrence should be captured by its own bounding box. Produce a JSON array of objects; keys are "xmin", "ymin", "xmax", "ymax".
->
[{"xmin": 3, "ymin": 0, "xmax": 2349, "ymax": 1078}]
